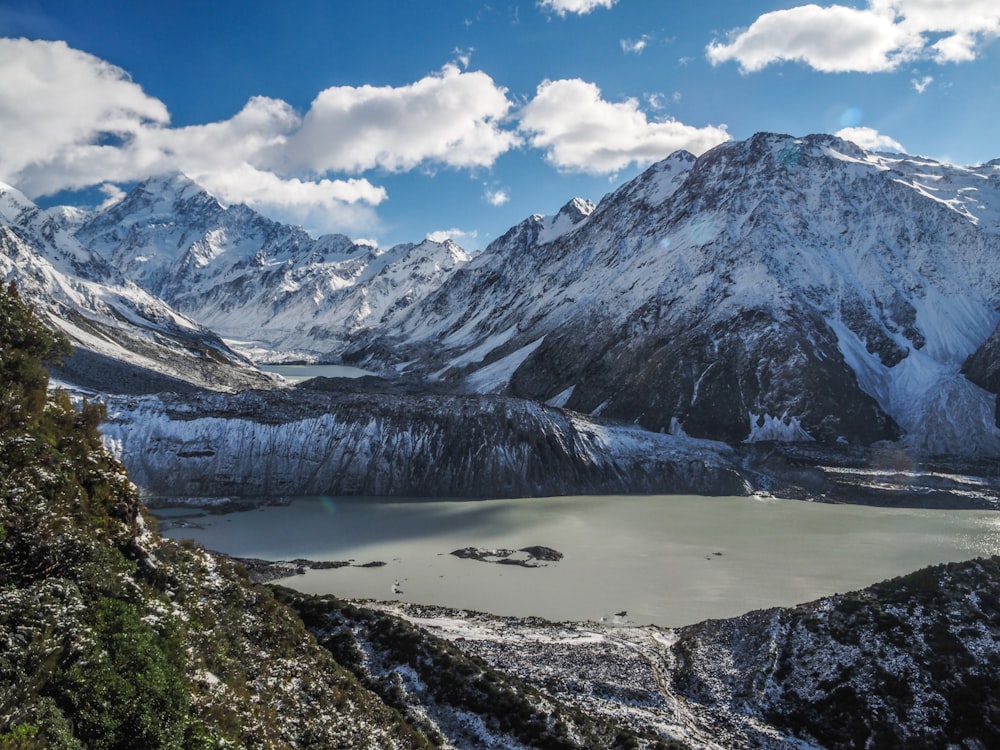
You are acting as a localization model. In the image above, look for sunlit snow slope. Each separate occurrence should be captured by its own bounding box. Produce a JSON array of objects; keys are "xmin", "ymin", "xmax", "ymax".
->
[
  {"xmin": 75, "ymin": 174, "xmax": 470, "ymax": 360},
  {"xmin": 0, "ymin": 182, "xmax": 269, "ymax": 392},
  {"xmin": 349, "ymin": 134, "xmax": 1000, "ymax": 454}
]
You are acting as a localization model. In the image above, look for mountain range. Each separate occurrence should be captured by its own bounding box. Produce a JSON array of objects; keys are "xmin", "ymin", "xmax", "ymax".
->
[
  {"xmin": 347, "ymin": 133, "xmax": 1000, "ymax": 455},
  {"xmin": 3, "ymin": 132, "xmax": 1000, "ymax": 499},
  {"xmin": 5, "ymin": 286, "xmax": 995, "ymax": 746},
  {"xmin": 4, "ymin": 136, "xmax": 1000, "ymax": 748}
]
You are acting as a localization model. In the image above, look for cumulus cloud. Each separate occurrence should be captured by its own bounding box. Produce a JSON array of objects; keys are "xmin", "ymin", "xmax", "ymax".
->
[
  {"xmin": 836, "ymin": 126, "xmax": 906, "ymax": 152},
  {"xmin": 912, "ymin": 74, "xmax": 933, "ymax": 93},
  {"xmin": 426, "ymin": 227, "xmax": 479, "ymax": 246},
  {"xmin": 0, "ymin": 38, "xmax": 168, "ymax": 183},
  {"xmin": 484, "ymin": 186, "xmax": 510, "ymax": 206},
  {"xmin": 707, "ymin": 0, "xmax": 1000, "ymax": 73},
  {"xmin": 284, "ymin": 64, "xmax": 518, "ymax": 173},
  {"xmin": 518, "ymin": 78, "xmax": 729, "ymax": 174},
  {"xmin": 620, "ymin": 35, "xmax": 651, "ymax": 54},
  {"xmin": 538, "ymin": 0, "xmax": 617, "ymax": 16},
  {"xmin": 0, "ymin": 39, "xmax": 523, "ymax": 236}
]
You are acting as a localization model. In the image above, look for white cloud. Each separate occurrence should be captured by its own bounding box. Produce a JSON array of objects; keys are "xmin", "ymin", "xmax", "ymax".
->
[
  {"xmin": 0, "ymin": 40, "xmax": 524, "ymax": 236},
  {"xmin": 620, "ymin": 35, "xmax": 650, "ymax": 54},
  {"xmin": 538, "ymin": 0, "xmax": 617, "ymax": 16},
  {"xmin": 0, "ymin": 38, "xmax": 168, "ymax": 185},
  {"xmin": 193, "ymin": 163, "xmax": 385, "ymax": 209},
  {"xmin": 912, "ymin": 74, "xmax": 933, "ymax": 93},
  {"xmin": 97, "ymin": 183, "xmax": 126, "ymax": 210},
  {"xmin": 707, "ymin": 0, "xmax": 1000, "ymax": 73},
  {"xmin": 453, "ymin": 46, "xmax": 475, "ymax": 69},
  {"xmin": 426, "ymin": 228, "xmax": 478, "ymax": 246},
  {"xmin": 707, "ymin": 5, "xmax": 915, "ymax": 73},
  {"xmin": 836, "ymin": 126, "xmax": 906, "ymax": 152},
  {"xmin": 284, "ymin": 64, "xmax": 518, "ymax": 173},
  {"xmin": 484, "ymin": 186, "xmax": 510, "ymax": 206},
  {"xmin": 518, "ymin": 78, "xmax": 729, "ymax": 174}
]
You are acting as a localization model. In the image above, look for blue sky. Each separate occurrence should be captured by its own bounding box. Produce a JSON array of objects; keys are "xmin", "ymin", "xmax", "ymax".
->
[{"xmin": 1, "ymin": 0, "xmax": 998, "ymax": 249}]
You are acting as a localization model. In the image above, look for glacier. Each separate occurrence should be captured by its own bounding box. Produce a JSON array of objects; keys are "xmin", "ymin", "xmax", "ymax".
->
[{"xmin": 100, "ymin": 388, "xmax": 748, "ymax": 499}]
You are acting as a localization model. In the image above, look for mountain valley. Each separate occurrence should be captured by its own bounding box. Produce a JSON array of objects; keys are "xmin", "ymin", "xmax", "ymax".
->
[{"xmin": 3, "ymin": 133, "xmax": 1000, "ymax": 748}]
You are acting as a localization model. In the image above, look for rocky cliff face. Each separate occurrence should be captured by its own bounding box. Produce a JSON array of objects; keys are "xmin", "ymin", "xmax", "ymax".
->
[
  {"xmin": 671, "ymin": 557, "xmax": 1000, "ymax": 748},
  {"xmin": 100, "ymin": 385, "xmax": 749, "ymax": 499}
]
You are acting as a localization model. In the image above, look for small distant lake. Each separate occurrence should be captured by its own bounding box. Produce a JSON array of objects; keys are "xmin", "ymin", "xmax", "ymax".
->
[
  {"xmin": 155, "ymin": 494, "xmax": 1000, "ymax": 627},
  {"xmin": 258, "ymin": 363, "xmax": 375, "ymax": 383}
]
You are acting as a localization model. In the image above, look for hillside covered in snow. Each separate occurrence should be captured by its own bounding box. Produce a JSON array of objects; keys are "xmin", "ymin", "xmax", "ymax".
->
[
  {"xmin": 4, "ymin": 132, "xmax": 1000, "ymax": 487},
  {"xmin": 347, "ymin": 133, "xmax": 1000, "ymax": 456}
]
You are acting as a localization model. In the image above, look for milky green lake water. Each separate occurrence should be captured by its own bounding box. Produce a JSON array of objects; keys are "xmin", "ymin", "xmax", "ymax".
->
[
  {"xmin": 156, "ymin": 494, "xmax": 1000, "ymax": 627},
  {"xmin": 257, "ymin": 363, "xmax": 373, "ymax": 383}
]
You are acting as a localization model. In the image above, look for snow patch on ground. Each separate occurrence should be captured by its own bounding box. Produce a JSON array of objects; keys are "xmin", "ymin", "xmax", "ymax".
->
[
  {"xmin": 545, "ymin": 385, "xmax": 575, "ymax": 408},
  {"xmin": 831, "ymin": 318, "xmax": 1000, "ymax": 455},
  {"xmin": 465, "ymin": 338, "xmax": 545, "ymax": 394},
  {"xmin": 448, "ymin": 326, "xmax": 518, "ymax": 369},
  {"xmin": 745, "ymin": 413, "xmax": 815, "ymax": 443}
]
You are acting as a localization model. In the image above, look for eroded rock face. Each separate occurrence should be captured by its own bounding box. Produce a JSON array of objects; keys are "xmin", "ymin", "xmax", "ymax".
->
[
  {"xmin": 510, "ymin": 307, "xmax": 899, "ymax": 444},
  {"xmin": 101, "ymin": 388, "xmax": 749, "ymax": 499},
  {"xmin": 963, "ymin": 320, "xmax": 1000, "ymax": 426},
  {"xmin": 671, "ymin": 557, "xmax": 1000, "ymax": 749}
]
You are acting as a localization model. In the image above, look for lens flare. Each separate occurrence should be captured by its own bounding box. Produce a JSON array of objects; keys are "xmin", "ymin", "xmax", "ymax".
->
[
  {"xmin": 839, "ymin": 107, "xmax": 863, "ymax": 128},
  {"xmin": 319, "ymin": 495, "xmax": 337, "ymax": 514}
]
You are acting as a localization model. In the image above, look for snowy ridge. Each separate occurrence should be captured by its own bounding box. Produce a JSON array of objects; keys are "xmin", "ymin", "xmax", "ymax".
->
[
  {"xmin": 7, "ymin": 133, "xmax": 1000, "ymax": 454},
  {"xmin": 0, "ymin": 182, "xmax": 270, "ymax": 392},
  {"xmin": 74, "ymin": 174, "xmax": 472, "ymax": 359},
  {"xmin": 536, "ymin": 196, "xmax": 595, "ymax": 244},
  {"xmin": 349, "ymin": 133, "xmax": 1000, "ymax": 454},
  {"xmin": 101, "ymin": 389, "xmax": 747, "ymax": 499}
]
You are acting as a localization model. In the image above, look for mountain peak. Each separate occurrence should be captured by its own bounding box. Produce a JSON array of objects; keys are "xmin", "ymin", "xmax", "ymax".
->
[
  {"xmin": 101, "ymin": 172, "xmax": 220, "ymax": 226},
  {"xmin": 537, "ymin": 197, "xmax": 595, "ymax": 245},
  {"xmin": 135, "ymin": 171, "xmax": 216, "ymax": 206},
  {"xmin": 0, "ymin": 180, "xmax": 39, "ymax": 226},
  {"xmin": 557, "ymin": 196, "xmax": 596, "ymax": 222}
]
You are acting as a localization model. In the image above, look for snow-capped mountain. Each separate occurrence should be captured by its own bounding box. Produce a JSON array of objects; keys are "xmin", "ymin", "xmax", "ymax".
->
[
  {"xmin": 75, "ymin": 174, "xmax": 471, "ymax": 359},
  {"xmin": 347, "ymin": 133, "xmax": 1000, "ymax": 456},
  {"xmin": 0, "ymin": 181, "xmax": 270, "ymax": 393},
  {"xmin": 7, "ymin": 133, "xmax": 1000, "ymax": 457}
]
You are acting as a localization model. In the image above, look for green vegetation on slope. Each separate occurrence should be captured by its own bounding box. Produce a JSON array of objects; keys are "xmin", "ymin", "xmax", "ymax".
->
[
  {"xmin": 0, "ymin": 281, "xmax": 431, "ymax": 749},
  {"xmin": 281, "ymin": 590, "xmax": 686, "ymax": 750}
]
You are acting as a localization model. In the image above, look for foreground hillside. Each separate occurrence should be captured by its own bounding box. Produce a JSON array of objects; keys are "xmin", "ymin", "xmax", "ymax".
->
[
  {"xmin": 334, "ymin": 557, "xmax": 1000, "ymax": 749},
  {"xmin": 3, "ymin": 281, "xmax": 999, "ymax": 748},
  {"xmin": 673, "ymin": 557, "xmax": 1000, "ymax": 748},
  {"xmin": 0, "ymin": 282, "xmax": 430, "ymax": 748}
]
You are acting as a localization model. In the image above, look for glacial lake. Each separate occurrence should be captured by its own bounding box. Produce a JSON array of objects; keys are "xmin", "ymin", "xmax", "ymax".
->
[
  {"xmin": 155, "ymin": 494, "xmax": 1000, "ymax": 627},
  {"xmin": 258, "ymin": 363, "xmax": 374, "ymax": 383}
]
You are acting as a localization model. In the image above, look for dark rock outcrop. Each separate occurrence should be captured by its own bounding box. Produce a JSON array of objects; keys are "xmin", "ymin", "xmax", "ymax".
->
[
  {"xmin": 101, "ymin": 388, "xmax": 750, "ymax": 499},
  {"xmin": 672, "ymin": 557, "xmax": 1000, "ymax": 749}
]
